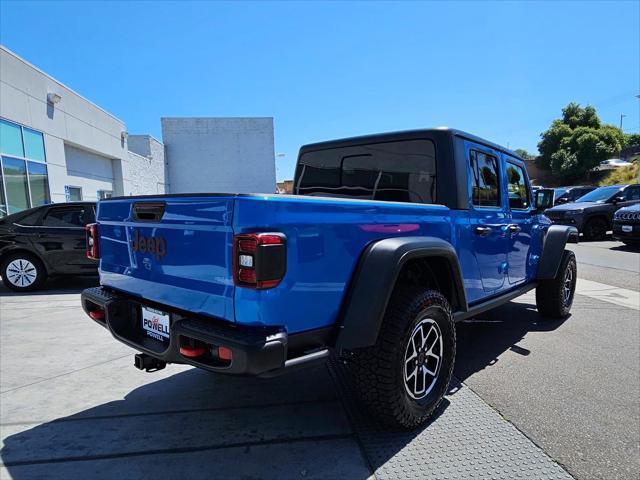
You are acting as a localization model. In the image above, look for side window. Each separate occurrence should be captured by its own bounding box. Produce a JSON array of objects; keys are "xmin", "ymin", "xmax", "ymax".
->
[
  {"xmin": 506, "ymin": 162, "xmax": 530, "ymax": 210},
  {"xmin": 43, "ymin": 207, "xmax": 87, "ymax": 227},
  {"xmin": 624, "ymin": 186, "xmax": 640, "ymax": 201},
  {"xmin": 469, "ymin": 150, "xmax": 500, "ymax": 207},
  {"xmin": 16, "ymin": 209, "xmax": 43, "ymax": 226}
]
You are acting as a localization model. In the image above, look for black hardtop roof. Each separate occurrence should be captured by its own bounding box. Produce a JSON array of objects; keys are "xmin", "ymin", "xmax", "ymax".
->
[{"xmin": 299, "ymin": 127, "xmax": 524, "ymax": 161}]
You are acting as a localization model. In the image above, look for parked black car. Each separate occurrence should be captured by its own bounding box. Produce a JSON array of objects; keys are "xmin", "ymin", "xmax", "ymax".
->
[
  {"xmin": 613, "ymin": 203, "xmax": 640, "ymax": 246},
  {"xmin": 553, "ymin": 185, "xmax": 597, "ymax": 205},
  {"xmin": 0, "ymin": 202, "xmax": 97, "ymax": 292},
  {"xmin": 545, "ymin": 184, "xmax": 640, "ymax": 240}
]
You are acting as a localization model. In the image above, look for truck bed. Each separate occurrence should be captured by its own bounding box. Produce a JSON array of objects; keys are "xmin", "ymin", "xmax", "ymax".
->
[{"xmin": 97, "ymin": 193, "xmax": 453, "ymax": 334}]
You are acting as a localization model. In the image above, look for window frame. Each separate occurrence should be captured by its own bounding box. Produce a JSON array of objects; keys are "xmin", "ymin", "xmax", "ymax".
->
[
  {"xmin": 469, "ymin": 148, "xmax": 502, "ymax": 209},
  {"xmin": 505, "ymin": 160, "xmax": 532, "ymax": 211}
]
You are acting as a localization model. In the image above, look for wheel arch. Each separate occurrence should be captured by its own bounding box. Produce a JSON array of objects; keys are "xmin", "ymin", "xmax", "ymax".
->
[
  {"xmin": 335, "ymin": 236, "xmax": 467, "ymax": 351},
  {"xmin": 584, "ymin": 213, "xmax": 611, "ymax": 230},
  {"xmin": 537, "ymin": 225, "xmax": 578, "ymax": 280}
]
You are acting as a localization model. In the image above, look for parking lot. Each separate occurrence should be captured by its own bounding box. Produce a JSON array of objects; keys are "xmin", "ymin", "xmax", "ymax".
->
[{"xmin": 1, "ymin": 240, "xmax": 638, "ymax": 480}]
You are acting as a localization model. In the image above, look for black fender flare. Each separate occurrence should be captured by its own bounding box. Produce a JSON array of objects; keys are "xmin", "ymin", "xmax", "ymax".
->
[
  {"xmin": 536, "ymin": 225, "xmax": 578, "ymax": 280},
  {"xmin": 335, "ymin": 236, "xmax": 467, "ymax": 351}
]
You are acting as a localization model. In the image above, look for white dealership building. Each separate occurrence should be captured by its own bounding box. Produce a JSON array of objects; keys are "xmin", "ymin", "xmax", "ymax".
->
[{"xmin": 0, "ymin": 45, "xmax": 276, "ymax": 218}]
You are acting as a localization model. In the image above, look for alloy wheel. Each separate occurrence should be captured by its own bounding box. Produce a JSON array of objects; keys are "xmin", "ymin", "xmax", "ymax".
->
[
  {"xmin": 403, "ymin": 318, "xmax": 443, "ymax": 400},
  {"xmin": 563, "ymin": 267, "xmax": 574, "ymax": 306}
]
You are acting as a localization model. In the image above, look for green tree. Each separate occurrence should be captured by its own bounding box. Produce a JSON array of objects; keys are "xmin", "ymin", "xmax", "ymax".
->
[
  {"xmin": 623, "ymin": 133, "xmax": 640, "ymax": 149},
  {"xmin": 537, "ymin": 103, "xmax": 623, "ymax": 181},
  {"xmin": 514, "ymin": 148, "xmax": 534, "ymax": 160}
]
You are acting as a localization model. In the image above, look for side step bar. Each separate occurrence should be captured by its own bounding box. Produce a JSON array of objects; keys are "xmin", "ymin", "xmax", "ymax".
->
[
  {"xmin": 454, "ymin": 282, "xmax": 538, "ymax": 322},
  {"xmin": 258, "ymin": 349, "xmax": 330, "ymax": 378}
]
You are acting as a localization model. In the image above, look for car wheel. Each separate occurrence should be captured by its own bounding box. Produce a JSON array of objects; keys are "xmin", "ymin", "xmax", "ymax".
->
[
  {"xmin": 583, "ymin": 217, "xmax": 608, "ymax": 241},
  {"xmin": 346, "ymin": 287, "xmax": 455, "ymax": 429},
  {"xmin": 1, "ymin": 253, "xmax": 47, "ymax": 292},
  {"xmin": 536, "ymin": 250, "xmax": 577, "ymax": 318}
]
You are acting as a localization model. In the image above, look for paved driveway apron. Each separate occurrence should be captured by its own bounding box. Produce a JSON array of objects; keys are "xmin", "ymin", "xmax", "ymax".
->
[{"xmin": 2, "ymin": 245, "xmax": 638, "ymax": 480}]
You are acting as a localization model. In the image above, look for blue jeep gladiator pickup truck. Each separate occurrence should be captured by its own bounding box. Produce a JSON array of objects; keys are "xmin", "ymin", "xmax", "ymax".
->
[{"xmin": 81, "ymin": 128, "xmax": 577, "ymax": 428}]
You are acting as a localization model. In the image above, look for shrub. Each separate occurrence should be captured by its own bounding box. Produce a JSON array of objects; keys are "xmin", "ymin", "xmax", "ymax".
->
[{"xmin": 599, "ymin": 162, "xmax": 639, "ymax": 186}]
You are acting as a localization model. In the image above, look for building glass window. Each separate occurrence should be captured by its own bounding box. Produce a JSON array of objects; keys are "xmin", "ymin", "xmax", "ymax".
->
[
  {"xmin": 0, "ymin": 119, "xmax": 25, "ymax": 158},
  {"xmin": 27, "ymin": 161, "xmax": 51, "ymax": 207},
  {"xmin": 23, "ymin": 128, "xmax": 46, "ymax": 161},
  {"xmin": 2, "ymin": 157, "xmax": 31, "ymax": 214},
  {"xmin": 65, "ymin": 186, "xmax": 83, "ymax": 202},
  {"xmin": 0, "ymin": 118, "xmax": 50, "ymax": 218},
  {"xmin": 98, "ymin": 190, "xmax": 113, "ymax": 200}
]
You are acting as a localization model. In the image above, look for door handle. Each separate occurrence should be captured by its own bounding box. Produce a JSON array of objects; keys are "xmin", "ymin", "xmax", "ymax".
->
[
  {"xmin": 507, "ymin": 224, "xmax": 522, "ymax": 235},
  {"xmin": 474, "ymin": 226, "xmax": 493, "ymax": 236}
]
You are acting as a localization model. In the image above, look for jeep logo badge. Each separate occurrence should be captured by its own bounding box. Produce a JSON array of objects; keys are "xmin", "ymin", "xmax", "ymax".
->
[{"xmin": 131, "ymin": 230, "xmax": 167, "ymax": 261}]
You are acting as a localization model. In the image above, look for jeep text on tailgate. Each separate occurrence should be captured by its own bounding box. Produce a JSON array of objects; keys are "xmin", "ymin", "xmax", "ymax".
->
[{"xmin": 81, "ymin": 128, "xmax": 577, "ymax": 429}]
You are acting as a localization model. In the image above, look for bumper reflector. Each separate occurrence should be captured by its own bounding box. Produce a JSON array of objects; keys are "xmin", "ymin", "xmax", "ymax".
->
[
  {"xmin": 179, "ymin": 346, "xmax": 207, "ymax": 358},
  {"xmin": 89, "ymin": 310, "xmax": 105, "ymax": 321},
  {"xmin": 218, "ymin": 346, "xmax": 233, "ymax": 361}
]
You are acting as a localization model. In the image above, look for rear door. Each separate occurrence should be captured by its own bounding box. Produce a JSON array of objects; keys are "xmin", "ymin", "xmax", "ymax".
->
[
  {"xmin": 503, "ymin": 157, "xmax": 534, "ymax": 285},
  {"xmin": 464, "ymin": 142, "xmax": 509, "ymax": 296},
  {"xmin": 36, "ymin": 204, "xmax": 96, "ymax": 273}
]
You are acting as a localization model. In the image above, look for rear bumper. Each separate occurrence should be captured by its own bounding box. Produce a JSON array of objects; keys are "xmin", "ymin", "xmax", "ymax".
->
[{"xmin": 81, "ymin": 287, "xmax": 288, "ymax": 376}]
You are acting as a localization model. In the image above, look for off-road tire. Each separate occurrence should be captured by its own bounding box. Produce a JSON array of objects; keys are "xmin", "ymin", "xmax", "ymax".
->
[
  {"xmin": 1, "ymin": 252, "xmax": 47, "ymax": 292},
  {"xmin": 536, "ymin": 250, "xmax": 576, "ymax": 318},
  {"xmin": 582, "ymin": 217, "xmax": 607, "ymax": 241},
  {"xmin": 346, "ymin": 287, "xmax": 456, "ymax": 429}
]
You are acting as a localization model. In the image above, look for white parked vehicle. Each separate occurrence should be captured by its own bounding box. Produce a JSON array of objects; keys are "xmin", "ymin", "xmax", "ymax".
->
[{"xmin": 595, "ymin": 158, "xmax": 633, "ymax": 171}]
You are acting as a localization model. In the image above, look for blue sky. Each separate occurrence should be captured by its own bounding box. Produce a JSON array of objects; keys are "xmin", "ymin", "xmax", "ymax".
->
[{"xmin": 1, "ymin": 1, "xmax": 638, "ymax": 181}]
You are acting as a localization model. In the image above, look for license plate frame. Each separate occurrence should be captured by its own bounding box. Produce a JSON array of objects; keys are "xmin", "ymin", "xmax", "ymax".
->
[
  {"xmin": 141, "ymin": 306, "xmax": 171, "ymax": 342},
  {"xmin": 622, "ymin": 225, "xmax": 633, "ymax": 233}
]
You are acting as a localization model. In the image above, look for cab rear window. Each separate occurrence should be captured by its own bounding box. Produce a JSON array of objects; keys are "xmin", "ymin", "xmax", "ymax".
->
[{"xmin": 295, "ymin": 139, "xmax": 436, "ymax": 204}]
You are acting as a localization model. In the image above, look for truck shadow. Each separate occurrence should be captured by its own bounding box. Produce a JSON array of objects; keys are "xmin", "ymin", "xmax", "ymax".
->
[
  {"xmin": 0, "ymin": 365, "xmax": 370, "ymax": 480},
  {"xmin": 454, "ymin": 299, "xmax": 568, "ymax": 382},
  {"xmin": 0, "ymin": 300, "xmax": 564, "ymax": 479}
]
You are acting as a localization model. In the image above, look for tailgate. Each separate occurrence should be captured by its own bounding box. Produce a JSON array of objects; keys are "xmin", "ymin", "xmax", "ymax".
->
[{"xmin": 97, "ymin": 195, "xmax": 236, "ymax": 322}]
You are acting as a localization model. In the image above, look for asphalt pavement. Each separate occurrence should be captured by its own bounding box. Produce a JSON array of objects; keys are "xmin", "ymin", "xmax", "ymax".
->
[
  {"xmin": 456, "ymin": 239, "xmax": 639, "ymax": 480},
  {"xmin": 0, "ymin": 239, "xmax": 638, "ymax": 479}
]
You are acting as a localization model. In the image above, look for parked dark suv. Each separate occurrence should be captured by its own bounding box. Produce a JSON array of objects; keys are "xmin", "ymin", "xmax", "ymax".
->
[
  {"xmin": 553, "ymin": 185, "xmax": 596, "ymax": 205},
  {"xmin": 545, "ymin": 184, "xmax": 640, "ymax": 240},
  {"xmin": 0, "ymin": 202, "xmax": 97, "ymax": 292},
  {"xmin": 613, "ymin": 203, "xmax": 640, "ymax": 246}
]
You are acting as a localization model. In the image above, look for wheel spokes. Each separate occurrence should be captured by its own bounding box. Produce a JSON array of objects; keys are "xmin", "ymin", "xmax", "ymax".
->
[
  {"xmin": 6, "ymin": 259, "xmax": 36, "ymax": 287},
  {"xmin": 403, "ymin": 318, "xmax": 443, "ymax": 400}
]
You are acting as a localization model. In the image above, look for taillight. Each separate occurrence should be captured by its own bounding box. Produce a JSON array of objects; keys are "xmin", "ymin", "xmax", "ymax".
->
[
  {"xmin": 86, "ymin": 223, "xmax": 100, "ymax": 260},
  {"xmin": 233, "ymin": 233, "xmax": 286, "ymax": 289}
]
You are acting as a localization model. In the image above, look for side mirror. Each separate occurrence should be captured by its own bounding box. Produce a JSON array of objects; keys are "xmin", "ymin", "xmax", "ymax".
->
[
  {"xmin": 612, "ymin": 196, "xmax": 625, "ymax": 204},
  {"xmin": 555, "ymin": 197, "xmax": 568, "ymax": 205},
  {"xmin": 534, "ymin": 188, "xmax": 555, "ymax": 211}
]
